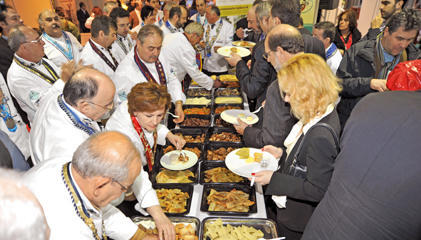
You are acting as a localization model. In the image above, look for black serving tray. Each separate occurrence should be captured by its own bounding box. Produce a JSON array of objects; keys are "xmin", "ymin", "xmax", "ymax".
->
[
  {"xmin": 205, "ymin": 142, "xmax": 243, "ymax": 162},
  {"xmin": 153, "ymin": 183, "xmax": 194, "ymax": 216},
  {"xmin": 207, "ymin": 127, "xmax": 242, "ymax": 143},
  {"xmin": 213, "ymin": 104, "xmax": 244, "ymax": 115},
  {"xmin": 199, "ymin": 161, "xmax": 249, "ymax": 185},
  {"xmin": 133, "ymin": 215, "xmax": 200, "ymax": 238},
  {"xmin": 183, "ymin": 105, "xmax": 212, "ymax": 116},
  {"xmin": 215, "ymin": 87, "xmax": 242, "ymax": 97},
  {"xmin": 200, "ymin": 183, "xmax": 257, "ymax": 216},
  {"xmin": 186, "ymin": 88, "xmax": 212, "ymax": 97},
  {"xmin": 214, "ymin": 96, "xmax": 244, "ymax": 105},
  {"xmin": 213, "ymin": 114, "xmax": 235, "ymax": 128},
  {"xmin": 170, "ymin": 128, "xmax": 207, "ymax": 144},
  {"xmin": 179, "ymin": 115, "xmax": 211, "ymax": 128},
  {"xmin": 151, "ymin": 163, "xmax": 198, "ymax": 185}
]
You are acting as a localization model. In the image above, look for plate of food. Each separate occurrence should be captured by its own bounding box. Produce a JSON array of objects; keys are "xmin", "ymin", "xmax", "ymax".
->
[
  {"xmin": 232, "ymin": 40, "xmax": 256, "ymax": 48},
  {"xmin": 160, "ymin": 150, "xmax": 198, "ymax": 170},
  {"xmin": 217, "ymin": 46, "xmax": 251, "ymax": 57},
  {"xmin": 221, "ymin": 109, "xmax": 259, "ymax": 125},
  {"xmin": 225, "ymin": 148, "xmax": 278, "ymax": 178}
]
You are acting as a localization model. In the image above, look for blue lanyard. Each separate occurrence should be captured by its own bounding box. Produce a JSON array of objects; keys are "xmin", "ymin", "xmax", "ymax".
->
[
  {"xmin": 326, "ymin": 43, "xmax": 338, "ymax": 59},
  {"xmin": 0, "ymin": 101, "xmax": 17, "ymax": 132},
  {"xmin": 58, "ymin": 95, "xmax": 96, "ymax": 135},
  {"xmin": 43, "ymin": 31, "xmax": 74, "ymax": 60},
  {"xmin": 165, "ymin": 20, "xmax": 177, "ymax": 33},
  {"xmin": 196, "ymin": 14, "xmax": 207, "ymax": 26}
]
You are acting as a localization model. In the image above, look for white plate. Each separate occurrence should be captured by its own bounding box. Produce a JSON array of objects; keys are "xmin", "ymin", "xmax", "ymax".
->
[
  {"xmin": 225, "ymin": 148, "xmax": 278, "ymax": 178},
  {"xmin": 217, "ymin": 46, "xmax": 251, "ymax": 57},
  {"xmin": 232, "ymin": 41, "xmax": 256, "ymax": 48},
  {"xmin": 160, "ymin": 150, "xmax": 198, "ymax": 170},
  {"xmin": 221, "ymin": 109, "xmax": 259, "ymax": 125}
]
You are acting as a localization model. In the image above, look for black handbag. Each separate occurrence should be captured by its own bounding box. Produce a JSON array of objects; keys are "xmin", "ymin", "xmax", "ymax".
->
[{"xmin": 288, "ymin": 122, "xmax": 340, "ymax": 179}]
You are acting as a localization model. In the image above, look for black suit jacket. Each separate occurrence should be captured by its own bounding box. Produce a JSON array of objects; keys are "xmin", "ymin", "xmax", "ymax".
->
[
  {"xmin": 77, "ymin": 9, "xmax": 90, "ymax": 33},
  {"xmin": 303, "ymin": 91, "xmax": 421, "ymax": 240},
  {"xmin": 265, "ymin": 110, "xmax": 341, "ymax": 233},
  {"xmin": 0, "ymin": 37, "xmax": 13, "ymax": 81}
]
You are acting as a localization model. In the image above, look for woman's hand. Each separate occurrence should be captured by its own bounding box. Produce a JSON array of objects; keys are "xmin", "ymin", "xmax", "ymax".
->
[
  {"xmin": 250, "ymin": 170, "xmax": 274, "ymax": 185},
  {"xmin": 233, "ymin": 118, "xmax": 250, "ymax": 135},
  {"xmin": 263, "ymin": 145, "xmax": 283, "ymax": 159},
  {"xmin": 148, "ymin": 206, "xmax": 175, "ymax": 240},
  {"xmin": 166, "ymin": 132, "xmax": 186, "ymax": 150}
]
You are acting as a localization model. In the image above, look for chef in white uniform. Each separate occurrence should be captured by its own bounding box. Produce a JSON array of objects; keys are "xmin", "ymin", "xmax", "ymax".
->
[
  {"xmin": 202, "ymin": 5, "xmax": 233, "ymax": 75},
  {"xmin": 0, "ymin": 74, "xmax": 30, "ymax": 159},
  {"xmin": 7, "ymin": 25, "xmax": 63, "ymax": 122},
  {"xmin": 113, "ymin": 24, "xmax": 185, "ymax": 123},
  {"xmin": 189, "ymin": 0, "xmax": 207, "ymax": 26},
  {"xmin": 161, "ymin": 22, "xmax": 218, "ymax": 90},
  {"xmin": 80, "ymin": 16, "xmax": 118, "ymax": 79},
  {"xmin": 160, "ymin": 6, "xmax": 187, "ymax": 37},
  {"xmin": 38, "ymin": 10, "xmax": 82, "ymax": 69},
  {"xmin": 24, "ymin": 132, "xmax": 158, "ymax": 240},
  {"xmin": 110, "ymin": 7, "xmax": 135, "ymax": 63}
]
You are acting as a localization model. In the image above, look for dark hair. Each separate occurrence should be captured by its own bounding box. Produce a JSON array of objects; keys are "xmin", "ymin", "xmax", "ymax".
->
[
  {"xmin": 268, "ymin": 28, "xmax": 304, "ymax": 54},
  {"xmin": 91, "ymin": 15, "xmax": 115, "ymax": 38},
  {"xmin": 270, "ymin": 0, "xmax": 300, "ymax": 27},
  {"xmin": 337, "ymin": 9, "xmax": 358, "ymax": 31},
  {"xmin": 314, "ymin": 21, "xmax": 336, "ymax": 43},
  {"xmin": 110, "ymin": 7, "xmax": 129, "ymax": 26},
  {"xmin": 0, "ymin": 4, "xmax": 13, "ymax": 34},
  {"xmin": 141, "ymin": 5, "xmax": 155, "ymax": 21},
  {"xmin": 62, "ymin": 63, "xmax": 99, "ymax": 107},
  {"xmin": 385, "ymin": 8, "xmax": 421, "ymax": 33},
  {"xmin": 7, "ymin": 25, "xmax": 27, "ymax": 52},
  {"xmin": 169, "ymin": 6, "xmax": 181, "ymax": 19},
  {"xmin": 79, "ymin": 2, "xmax": 85, "ymax": 8},
  {"xmin": 209, "ymin": 5, "xmax": 220, "ymax": 17},
  {"xmin": 137, "ymin": 24, "xmax": 163, "ymax": 44}
]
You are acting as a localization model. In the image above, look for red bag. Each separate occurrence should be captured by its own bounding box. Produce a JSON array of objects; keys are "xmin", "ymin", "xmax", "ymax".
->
[{"xmin": 387, "ymin": 59, "xmax": 421, "ymax": 91}]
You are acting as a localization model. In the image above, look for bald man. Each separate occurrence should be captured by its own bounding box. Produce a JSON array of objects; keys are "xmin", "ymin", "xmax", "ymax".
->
[{"xmin": 30, "ymin": 61, "xmax": 115, "ymax": 165}]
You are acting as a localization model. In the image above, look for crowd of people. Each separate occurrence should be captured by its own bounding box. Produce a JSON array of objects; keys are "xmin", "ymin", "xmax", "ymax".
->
[{"xmin": 0, "ymin": 0, "xmax": 421, "ymax": 239}]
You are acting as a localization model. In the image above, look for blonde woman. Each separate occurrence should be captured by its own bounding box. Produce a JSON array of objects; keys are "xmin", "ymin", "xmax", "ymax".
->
[{"xmin": 253, "ymin": 53, "xmax": 342, "ymax": 240}]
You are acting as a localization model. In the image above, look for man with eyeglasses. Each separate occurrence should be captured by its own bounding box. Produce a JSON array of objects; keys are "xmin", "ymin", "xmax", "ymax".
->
[
  {"xmin": 7, "ymin": 25, "xmax": 64, "ymax": 123},
  {"xmin": 30, "ymin": 62, "xmax": 115, "ymax": 165},
  {"xmin": 110, "ymin": 7, "xmax": 135, "ymax": 63},
  {"xmin": 25, "ymin": 131, "xmax": 159, "ymax": 239},
  {"xmin": 38, "ymin": 9, "xmax": 82, "ymax": 69},
  {"xmin": 81, "ymin": 16, "xmax": 118, "ymax": 79}
]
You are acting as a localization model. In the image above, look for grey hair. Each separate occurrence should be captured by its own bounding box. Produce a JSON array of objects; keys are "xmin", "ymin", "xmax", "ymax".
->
[
  {"xmin": 7, "ymin": 25, "xmax": 27, "ymax": 52},
  {"xmin": 184, "ymin": 22, "xmax": 204, "ymax": 36},
  {"xmin": 255, "ymin": 1, "xmax": 272, "ymax": 21},
  {"xmin": 314, "ymin": 21, "xmax": 336, "ymax": 43},
  {"xmin": 0, "ymin": 168, "xmax": 49, "ymax": 240},
  {"xmin": 137, "ymin": 24, "xmax": 163, "ymax": 44},
  {"xmin": 72, "ymin": 132, "xmax": 140, "ymax": 182}
]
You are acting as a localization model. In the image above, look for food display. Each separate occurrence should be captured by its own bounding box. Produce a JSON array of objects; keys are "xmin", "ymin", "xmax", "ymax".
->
[
  {"xmin": 174, "ymin": 133, "xmax": 205, "ymax": 143},
  {"xmin": 209, "ymin": 132, "xmax": 241, "ymax": 142},
  {"xmin": 219, "ymin": 75, "xmax": 238, "ymax": 82},
  {"xmin": 215, "ymin": 97, "xmax": 243, "ymax": 104},
  {"xmin": 181, "ymin": 117, "xmax": 210, "ymax": 127},
  {"xmin": 185, "ymin": 97, "xmax": 211, "ymax": 105},
  {"xmin": 207, "ymin": 189, "xmax": 255, "ymax": 212},
  {"xmin": 222, "ymin": 81, "xmax": 241, "ymax": 88},
  {"xmin": 215, "ymin": 105, "xmax": 242, "ymax": 114},
  {"xmin": 214, "ymin": 117, "xmax": 232, "ymax": 128},
  {"xmin": 216, "ymin": 88, "xmax": 241, "ymax": 96},
  {"xmin": 236, "ymin": 148, "xmax": 263, "ymax": 163},
  {"xmin": 136, "ymin": 219, "xmax": 199, "ymax": 240},
  {"xmin": 204, "ymin": 167, "xmax": 244, "ymax": 183},
  {"xmin": 184, "ymin": 107, "xmax": 211, "ymax": 115},
  {"xmin": 230, "ymin": 47, "xmax": 238, "ymax": 54},
  {"xmin": 204, "ymin": 219, "xmax": 264, "ymax": 240},
  {"xmin": 187, "ymin": 88, "xmax": 211, "ymax": 97},
  {"xmin": 233, "ymin": 40, "xmax": 257, "ymax": 48},
  {"xmin": 156, "ymin": 169, "xmax": 195, "ymax": 183},
  {"xmin": 207, "ymin": 147, "xmax": 236, "ymax": 161},
  {"xmin": 156, "ymin": 188, "xmax": 190, "ymax": 213},
  {"xmin": 164, "ymin": 146, "xmax": 201, "ymax": 158}
]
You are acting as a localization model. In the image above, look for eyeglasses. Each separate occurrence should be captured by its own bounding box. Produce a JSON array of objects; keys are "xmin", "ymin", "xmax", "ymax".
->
[
  {"xmin": 111, "ymin": 178, "xmax": 129, "ymax": 192},
  {"xmin": 44, "ymin": 16, "xmax": 60, "ymax": 22},
  {"xmin": 24, "ymin": 36, "xmax": 43, "ymax": 45},
  {"xmin": 87, "ymin": 101, "xmax": 114, "ymax": 111}
]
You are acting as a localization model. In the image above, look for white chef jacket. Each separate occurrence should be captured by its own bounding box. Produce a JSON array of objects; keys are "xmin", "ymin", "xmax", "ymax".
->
[
  {"xmin": 326, "ymin": 43, "xmax": 343, "ymax": 75},
  {"xmin": 42, "ymin": 31, "xmax": 82, "ymax": 68},
  {"xmin": 202, "ymin": 18, "xmax": 233, "ymax": 73},
  {"xmin": 80, "ymin": 39, "xmax": 118, "ymax": 79},
  {"xmin": 113, "ymin": 48, "xmax": 185, "ymax": 103},
  {"xmin": 6, "ymin": 55, "xmax": 64, "ymax": 122},
  {"xmin": 24, "ymin": 160, "xmax": 139, "ymax": 240},
  {"xmin": 162, "ymin": 32, "xmax": 213, "ymax": 90},
  {"xmin": 160, "ymin": 20, "xmax": 183, "ymax": 37},
  {"xmin": 110, "ymin": 34, "xmax": 135, "ymax": 64},
  {"xmin": 189, "ymin": 13, "xmax": 207, "ymax": 26},
  {"xmin": 30, "ymin": 93, "xmax": 100, "ymax": 164},
  {"xmin": 156, "ymin": 10, "xmax": 164, "ymax": 27},
  {"xmin": 0, "ymin": 74, "xmax": 30, "ymax": 158}
]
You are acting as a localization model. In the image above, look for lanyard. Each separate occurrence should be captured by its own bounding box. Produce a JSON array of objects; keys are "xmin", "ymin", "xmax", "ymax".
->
[
  {"xmin": 133, "ymin": 47, "xmax": 167, "ymax": 85},
  {"xmin": 326, "ymin": 43, "xmax": 338, "ymax": 60},
  {"xmin": 131, "ymin": 115, "xmax": 157, "ymax": 172},
  {"xmin": 196, "ymin": 14, "xmax": 207, "ymax": 26},
  {"xmin": 0, "ymin": 100, "xmax": 17, "ymax": 132},
  {"xmin": 204, "ymin": 18, "xmax": 223, "ymax": 57},
  {"xmin": 42, "ymin": 31, "xmax": 74, "ymax": 60},
  {"xmin": 88, "ymin": 40, "xmax": 118, "ymax": 71},
  {"xmin": 116, "ymin": 35, "xmax": 132, "ymax": 55},
  {"xmin": 61, "ymin": 163, "xmax": 107, "ymax": 240},
  {"xmin": 165, "ymin": 20, "xmax": 177, "ymax": 33},
  {"xmin": 14, "ymin": 57, "xmax": 59, "ymax": 85}
]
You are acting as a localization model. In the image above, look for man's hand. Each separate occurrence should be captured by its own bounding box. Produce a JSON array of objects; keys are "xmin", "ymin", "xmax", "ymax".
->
[
  {"xmin": 129, "ymin": 31, "xmax": 137, "ymax": 40},
  {"xmin": 247, "ymin": 59, "xmax": 252, "ymax": 69},
  {"xmin": 236, "ymin": 27, "xmax": 245, "ymax": 39},
  {"xmin": 148, "ymin": 206, "xmax": 176, "ymax": 240},
  {"xmin": 173, "ymin": 101, "xmax": 184, "ymax": 124},
  {"xmin": 166, "ymin": 132, "xmax": 186, "ymax": 150},
  {"xmin": 213, "ymin": 79, "xmax": 223, "ymax": 88},
  {"xmin": 370, "ymin": 79, "xmax": 389, "ymax": 92},
  {"xmin": 225, "ymin": 52, "xmax": 242, "ymax": 67},
  {"xmin": 233, "ymin": 118, "xmax": 251, "ymax": 135},
  {"xmin": 213, "ymin": 46, "xmax": 221, "ymax": 52},
  {"xmin": 199, "ymin": 40, "xmax": 206, "ymax": 49}
]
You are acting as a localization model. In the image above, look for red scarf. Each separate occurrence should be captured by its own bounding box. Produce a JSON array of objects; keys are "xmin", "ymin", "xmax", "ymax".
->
[
  {"xmin": 340, "ymin": 33, "xmax": 353, "ymax": 50},
  {"xmin": 131, "ymin": 115, "xmax": 157, "ymax": 172}
]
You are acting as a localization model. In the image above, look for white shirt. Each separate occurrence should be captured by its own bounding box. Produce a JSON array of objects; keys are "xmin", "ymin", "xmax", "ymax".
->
[
  {"xmin": 113, "ymin": 48, "xmax": 185, "ymax": 103},
  {"xmin": 190, "ymin": 13, "xmax": 207, "ymax": 25},
  {"xmin": 30, "ymin": 93, "xmax": 100, "ymax": 164},
  {"xmin": 24, "ymin": 160, "xmax": 138, "ymax": 240},
  {"xmin": 160, "ymin": 20, "xmax": 183, "ymax": 37},
  {"xmin": 111, "ymin": 34, "xmax": 135, "ymax": 64},
  {"xmin": 156, "ymin": 10, "xmax": 164, "ymax": 27},
  {"xmin": 80, "ymin": 39, "xmax": 118, "ymax": 79},
  {"xmin": 162, "ymin": 32, "xmax": 213, "ymax": 90},
  {"xmin": 326, "ymin": 43, "xmax": 342, "ymax": 75},
  {"xmin": 202, "ymin": 18, "xmax": 233, "ymax": 73},
  {"xmin": 0, "ymin": 74, "xmax": 30, "ymax": 158},
  {"xmin": 42, "ymin": 31, "xmax": 82, "ymax": 68},
  {"xmin": 7, "ymin": 55, "xmax": 64, "ymax": 122}
]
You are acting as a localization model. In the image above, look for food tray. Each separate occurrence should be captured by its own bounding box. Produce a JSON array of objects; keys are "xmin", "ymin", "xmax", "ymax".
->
[
  {"xmin": 213, "ymin": 104, "xmax": 244, "ymax": 115},
  {"xmin": 179, "ymin": 115, "xmax": 211, "ymax": 128},
  {"xmin": 186, "ymin": 88, "xmax": 212, "ymax": 97},
  {"xmin": 150, "ymin": 163, "xmax": 198, "ymax": 185},
  {"xmin": 213, "ymin": 114, "xmax": 234, "ymax": 128},
  {"xmin": 153, "ymin": 183, "xmax": 193, "ymax": 216},
  {"xmin": 133, "ymin": 216, "xmax": 200, "ymax": 238},
  {"xmin": 159, "ymin": 143, "xmax": 204, "ymax": 162},
  {"xmin": 207, "ymin": 127, "xmax": 242, "ymax": 143},
  {"xmin": 185, "ymin": 96, "xmax": 212, "ymax": 106},
  {"xmin": 215, "ymin": 87, "xmax": 242, "ymax": 97},
  {"xmin": 200, "ymin": 217, "xmax": 278, "ymax": 240},
  {"xmin": 214, "ymin": 96, "xmax": 244, "ymax": 105},
  {"xmin": 200, "ymin": 183, "xmax": 257, "ymax": 216},
  {"xmin": 183, "ymin": 105, "xmax": 212, "ymax": 116},
  {"xmin": 221, "ymin": 81, "xmax": 241, "ymax": 88},
  {"xmin": 205, "ymin": 142, "xmax": 243, "ymax": 162},
  {"xmin": 199, "ymin": 161, "xmax": 249, "ymax": 185},
  {"xmin": 170, "ymin": 128, "xmax": 207, "ymax": 144}
]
